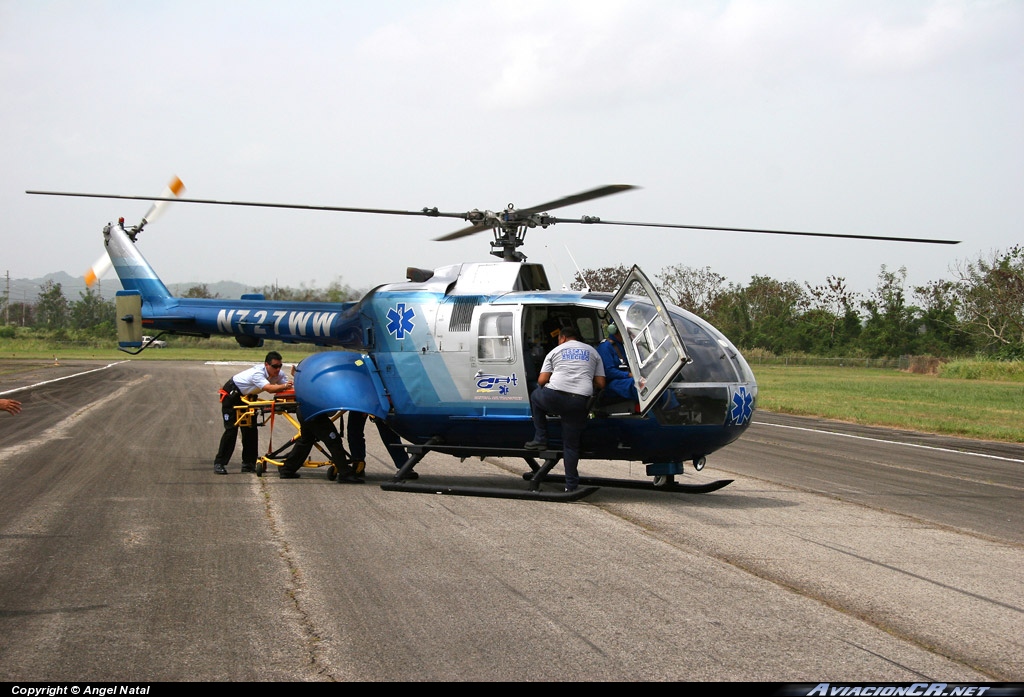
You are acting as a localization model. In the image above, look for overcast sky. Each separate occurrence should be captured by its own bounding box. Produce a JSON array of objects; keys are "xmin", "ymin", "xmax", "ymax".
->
[{"xmin": 2, "ymin": 0, "xmax": 1021, "ymax": 301}]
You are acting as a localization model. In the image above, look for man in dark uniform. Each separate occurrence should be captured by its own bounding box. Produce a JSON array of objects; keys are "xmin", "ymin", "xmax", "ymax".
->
[
  {"xmin": 346, "ymin": 411, "xmax": 412, "ymax": 479},
  {"xmin": 278, "ymin": 410, "xmax": 363, "ymax": 482}
]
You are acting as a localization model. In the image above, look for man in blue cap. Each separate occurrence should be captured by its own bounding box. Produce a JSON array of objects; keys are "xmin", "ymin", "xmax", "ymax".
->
[
  {"xmin": 597, "ymin": 323, "xmax": 635, "ymax": 401},
  {"xmin": 598, "ymin": 322, "xmax": 681, "ymax": 410}
]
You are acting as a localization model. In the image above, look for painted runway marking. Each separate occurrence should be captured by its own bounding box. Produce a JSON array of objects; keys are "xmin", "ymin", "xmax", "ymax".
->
[
  {"xmin": 760, "ymin": 421, "xmax": 1024, "ymax": 464},
  {"xmin": 0, "ymin": 374, "xmax": 151, "ymax": 460},
  {"xmin": 0, "ymin": 361, "xmax": 128, "ymax": 396}
]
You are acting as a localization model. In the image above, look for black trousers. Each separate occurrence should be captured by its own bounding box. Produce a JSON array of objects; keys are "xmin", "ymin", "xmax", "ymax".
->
[
  {"xmin": 281, "ymin": 411, "xmax": 353, "ymax": 475},
  {"xmin": 529, "ymin": 386, "xmax": 589, "ymax": 490},
  {"xmin": 214, "ymin": 383, "xmax": 257, "ymax": 467},
  {"xmin": 345, "ymin": 411, "xmax": 408, "ymax": 468}
]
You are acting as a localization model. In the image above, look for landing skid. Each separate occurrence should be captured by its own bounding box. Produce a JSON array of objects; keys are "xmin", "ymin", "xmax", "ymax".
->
[
  {"xmin": 381, "ymin": 481, "xmax": 599, "ymax": 502},
  {"xmin": 522, "ymin": 473, "xmax": 734, "ymax": 494},
  {"xmin": 380, "ymin": 441, "xmax": 730, "ymax": 501}
]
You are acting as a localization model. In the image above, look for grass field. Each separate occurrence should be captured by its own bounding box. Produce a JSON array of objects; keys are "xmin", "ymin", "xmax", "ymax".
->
[
  {"xmin": 753, "ymin": 365, "xmax": 1024, "ymax": 443},
  {"xmin": 3, "ymin": 340, "xmax": 1022, "ymax": 444},
  {"xmin": 0, "ymin": 338, "xmax": 323, "ymax": 363}
]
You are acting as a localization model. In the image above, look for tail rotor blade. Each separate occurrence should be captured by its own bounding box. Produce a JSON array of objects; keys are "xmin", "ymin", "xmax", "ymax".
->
[
  {"xmin": 85, "ymin": 254, "xmax": 112, "ymax": 287},
  {"xmin": 84, "ymin": 176, "xmax": 186, "ymax": 286},
  {"xmin": 141, "ymin": 175, "xmax": 186, "ymax": 224}
]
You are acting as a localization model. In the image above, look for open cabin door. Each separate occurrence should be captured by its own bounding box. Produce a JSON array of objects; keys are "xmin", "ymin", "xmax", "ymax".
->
[{"xmin": 606, "ymin": 266, "xmax": 690, "ymax": 417}]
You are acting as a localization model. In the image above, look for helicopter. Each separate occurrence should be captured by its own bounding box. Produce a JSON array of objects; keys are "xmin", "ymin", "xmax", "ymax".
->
[{"xmin": 26, "ymin": 183, "xmax": 960, "ymax": 501}]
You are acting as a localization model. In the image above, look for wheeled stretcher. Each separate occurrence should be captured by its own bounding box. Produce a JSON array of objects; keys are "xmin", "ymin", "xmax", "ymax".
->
[{"xmin": 231, "ymin": 390, "xmax": 348, "ymax": 479}]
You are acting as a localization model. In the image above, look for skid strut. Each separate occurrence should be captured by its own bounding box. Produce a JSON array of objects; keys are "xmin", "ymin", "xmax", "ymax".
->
[{"xmin": 380, "ymin": 442, "xmax": 599, "ymax": 502}]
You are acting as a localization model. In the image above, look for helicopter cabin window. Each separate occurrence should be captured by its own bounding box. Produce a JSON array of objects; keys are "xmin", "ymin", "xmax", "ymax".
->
[
  {"xmin": 522, "ymin": 305, "xmax": 605, "ymax": 385},
  {"xmin": 478, "ymin": 312, "xmax": 514, "ymax": 362}
]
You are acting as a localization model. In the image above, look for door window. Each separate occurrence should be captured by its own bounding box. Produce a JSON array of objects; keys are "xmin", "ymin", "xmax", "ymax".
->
[
  {"xmin": 477, "ymin": 311, "xmax": 514, "ymax": 361},
  {"xmin": 606, "ymin": 266, "xmax": 690, "ymax": 416}
]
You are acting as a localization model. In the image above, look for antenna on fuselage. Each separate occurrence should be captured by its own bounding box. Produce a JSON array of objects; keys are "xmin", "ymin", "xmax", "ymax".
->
[
  {"xmin": 543, "ymin": 245, "xmax": 569, "ymax": 291},
  {"xmin": 564, "ymin": 245, "xmax": 590, "ymax": 293}
]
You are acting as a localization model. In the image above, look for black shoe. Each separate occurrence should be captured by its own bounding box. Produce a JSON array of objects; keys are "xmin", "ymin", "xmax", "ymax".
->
[
  {"xmin": 524, "ymin": 440, "xmax": 547, "ymax": 450},
  {"xmin": 279, "ymin": 470, "xmax": 300, "ymax": 479},
  {"xmin": 564, "ymin": 486, "xmax": 578, "ymax": 493},
  {"xmin": 241, "ymin": 463, "xmax": 256, "ymax": 473},
  {"xmin": 395, "ymin": 469, "xmax": 419, "ymax": 480},
  {"xmin": 214, "ymin": 463, "xmax": 228, "ymax": 475},
  {"xmin": 337, "ymin": 474, "xmax": 364, "ymax": 484}
]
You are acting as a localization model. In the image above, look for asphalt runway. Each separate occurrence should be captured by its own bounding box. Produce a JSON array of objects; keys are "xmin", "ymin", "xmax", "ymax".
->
[{"xmin": 0, "ymin": 359, "xmax": 1020, "ymax": 682}]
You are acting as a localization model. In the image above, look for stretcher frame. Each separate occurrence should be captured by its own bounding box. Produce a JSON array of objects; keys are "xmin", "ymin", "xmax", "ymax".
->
[{"xmin": 232, "ymin": 391, "xmax": 346, "ymax": 478}]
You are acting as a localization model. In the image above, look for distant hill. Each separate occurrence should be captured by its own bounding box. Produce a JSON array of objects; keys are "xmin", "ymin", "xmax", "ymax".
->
[
  {"xmin": 165, "ymin": 280, "xmax": 256, "ymax": 299},
  {"xmin": 5, "ymin": 272, "xmax": 255, "ymax": 303}
]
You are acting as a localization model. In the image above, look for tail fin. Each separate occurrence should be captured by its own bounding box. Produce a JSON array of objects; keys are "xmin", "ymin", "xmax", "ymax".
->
[
  {"xmin": 104, "ymin": 220, "xmax": 173, "ymax": 302},
  {"xmin": 85, "ymin": 175, "xmax": 185, "ymax": 287}
]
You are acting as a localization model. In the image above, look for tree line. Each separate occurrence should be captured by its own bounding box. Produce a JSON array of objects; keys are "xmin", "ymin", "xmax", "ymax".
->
[
  {"xmin": 1, "ymin": 282, "xmax": 117, "ymax": 340},
  {"xmin": 573, "ymin": 245, "xmax": 1023, "ymax": 360},
  {"xmin": 3, "ymin": 246, "xmax": 1021, "ymax": 359},
  {"xmin": 0, "ymin": 279, "xmax": 360, "ymax": 342}
]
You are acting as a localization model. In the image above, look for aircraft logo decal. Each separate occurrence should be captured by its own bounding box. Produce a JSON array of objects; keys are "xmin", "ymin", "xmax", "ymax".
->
[
  {"xmin": 386, "ymin": 302, "xmax": 416, "ymax": 339},
  {"xmin": 475, "ymin": 372, "xmax": 519, "ymax": 395},
  {"xmin": 729, "ymin": 386, "xmax": 753, "ymax": 425}
]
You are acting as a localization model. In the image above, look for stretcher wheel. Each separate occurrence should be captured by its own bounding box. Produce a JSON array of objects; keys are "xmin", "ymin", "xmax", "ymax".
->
[
  {"xmin": 327, "ymin": 464, "xmax": 338, "ymax": 481},
  {"xmin": 256, "ymin": 461, "xmax": 265, "ymax": 477}
]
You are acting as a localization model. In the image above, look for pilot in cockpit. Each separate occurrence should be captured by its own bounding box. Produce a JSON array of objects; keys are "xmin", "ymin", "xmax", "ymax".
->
[
  {"xmin": 598, "ymin": 322, "xmax": 680, "ymax": 410},
  {"xmin": 597, "ymin": 323, "xmax": 635, "ymax": 402}
]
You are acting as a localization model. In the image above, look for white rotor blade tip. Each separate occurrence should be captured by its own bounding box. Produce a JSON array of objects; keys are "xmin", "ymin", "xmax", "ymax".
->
[
  {"xmin": 142, "ymin": 175, "xmax": 187, "ymax": 223},
  {"xmin": 85, "ymin": 255, "xmax": 112, "ymax": 286}
]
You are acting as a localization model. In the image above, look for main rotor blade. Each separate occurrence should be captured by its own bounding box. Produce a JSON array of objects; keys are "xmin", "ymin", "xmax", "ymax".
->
[
  {"xmin": 26, "ymin": 190, "xmax": 469, "ymax": 221},
  {"xmin": 434, "ymin": 224, "xmax": 490, "ymax": 242},
  {"xmin": 548, "ymin": 217, "xmax": 961, "ymax": 245},
  {"xmin": 519, "ymin": 184, "xmax": 637, "ymax": 215},
  {"xmin": 433, "ymin": 184, "xmax": 639, "ymax": 241},
  {"xmin": 30, "ymin": 187, "xmax": 959, "ymax": 246}
]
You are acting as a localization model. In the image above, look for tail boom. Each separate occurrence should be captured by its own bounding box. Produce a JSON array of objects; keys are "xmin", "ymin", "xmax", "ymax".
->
[{"xmin": 104, "ymin": 219, "xmax": 364, "ymax": 348}]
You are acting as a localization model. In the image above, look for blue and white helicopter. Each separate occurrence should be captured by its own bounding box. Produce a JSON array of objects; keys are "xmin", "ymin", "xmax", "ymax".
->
[{"xmin": 28, "ymin": 183, "xmax": 958, "ymax": 501}]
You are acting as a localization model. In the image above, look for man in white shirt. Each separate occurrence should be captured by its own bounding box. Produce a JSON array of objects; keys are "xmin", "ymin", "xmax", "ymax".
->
[
  {"xmin": 214, "ymin": 351, "xmax": 293, "ymax": 475},
  {"xmin": 524, "ymin": 327, "xmax": 606, "ymax": 491}
]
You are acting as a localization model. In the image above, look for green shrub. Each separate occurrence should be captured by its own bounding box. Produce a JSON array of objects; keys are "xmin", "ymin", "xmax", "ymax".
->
[{"xmin": 940, "ymin": 359, "xmax": 1024, "ymax": 382}]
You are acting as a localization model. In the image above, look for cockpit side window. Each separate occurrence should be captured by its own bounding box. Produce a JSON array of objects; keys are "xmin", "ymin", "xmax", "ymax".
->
[{"xmin": 575, "ymin": 316, "xmax": 598, "ymax": 344}]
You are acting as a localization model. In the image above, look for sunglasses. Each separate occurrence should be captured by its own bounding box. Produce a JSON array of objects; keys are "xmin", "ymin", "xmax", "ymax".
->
[{"xmin": 268, "ymin": 363, "xmax": 283, "ymax": 369}]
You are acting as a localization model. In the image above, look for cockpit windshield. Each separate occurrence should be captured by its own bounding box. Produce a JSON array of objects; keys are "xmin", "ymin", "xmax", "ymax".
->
[{"xmin": 670, "ymin": 310, "xmax": 754, "ymax": 384}]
